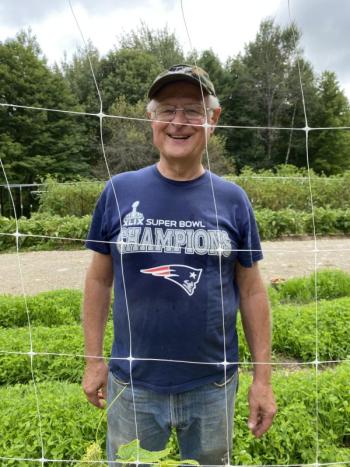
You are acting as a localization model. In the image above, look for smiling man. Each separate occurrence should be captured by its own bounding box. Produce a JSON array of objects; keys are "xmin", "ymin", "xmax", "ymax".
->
[{"xmin": 83, "ymin": 64, "xmax": 276, "ymax": 465}]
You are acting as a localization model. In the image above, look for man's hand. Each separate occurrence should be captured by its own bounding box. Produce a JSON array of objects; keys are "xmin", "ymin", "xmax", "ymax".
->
[
  {"xmin": 82, "ymin": 360, "xmax": 109, "ymax": 409},
  {"xmin": 248, "ymin": 380, "xmax": 277, "ymax": 437}
]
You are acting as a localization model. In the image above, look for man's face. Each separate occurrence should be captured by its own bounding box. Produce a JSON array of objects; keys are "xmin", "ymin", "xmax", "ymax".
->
[{"xmin": 149, "ymin": 81, "xmax": 221, "ymax": 164}]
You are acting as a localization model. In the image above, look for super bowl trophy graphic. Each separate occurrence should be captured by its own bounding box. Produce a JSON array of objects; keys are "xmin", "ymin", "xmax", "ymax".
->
[{"xmin": 123, "ymin": 201, "xmax": 144, "ymax": 226}]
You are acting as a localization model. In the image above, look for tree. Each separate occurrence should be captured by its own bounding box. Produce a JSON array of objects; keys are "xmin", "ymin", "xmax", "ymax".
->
[
  {"xmin": 98, "ymin": 48, "xmax": 162, "ymax": 110},
  {"xmin": 61, "ymin": 41, "xmax": 102, "ymax": 167},
  {"xmin": 187, "ymin": 49, "xmax": 231, "ymax": 101},
  {"xmin": 119, "ymin": 23, "xmax": 184, "ymax": 69},
  {"xmin": 309, "ymin": 71, "xmax": 350, "ymax": 174},
  {"xmin": 0, "ymin": 30, "xmax": 90, "ymax": 183},
  {"xmin": 221, "ymin": 19, "xmax": 318, "ymax": 171},
  {"xmin": 61, "ymin": 40, "xmax": 101, "ymax": 113}
]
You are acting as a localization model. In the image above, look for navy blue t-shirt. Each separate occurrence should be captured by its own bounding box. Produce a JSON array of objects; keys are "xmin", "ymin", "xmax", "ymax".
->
[{"xmin": 86, "ymin": 164, "xmax": 263, "ymax": 393}]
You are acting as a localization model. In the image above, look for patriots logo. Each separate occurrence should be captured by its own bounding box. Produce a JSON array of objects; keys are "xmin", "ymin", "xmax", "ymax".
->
[{"xmin": 140, "ymin": 264, "xmax": 202, "ymax": 296}]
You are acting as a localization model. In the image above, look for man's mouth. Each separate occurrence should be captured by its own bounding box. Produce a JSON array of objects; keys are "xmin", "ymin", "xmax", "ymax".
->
[{"xmin": 167, "ymin": 134, "xmax": 191, "ymax": 140}]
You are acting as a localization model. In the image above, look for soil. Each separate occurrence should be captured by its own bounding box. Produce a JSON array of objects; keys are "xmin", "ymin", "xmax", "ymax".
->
[{"xmin": 1, "ymin": 238, "xmax": 350, "ymax": 295}]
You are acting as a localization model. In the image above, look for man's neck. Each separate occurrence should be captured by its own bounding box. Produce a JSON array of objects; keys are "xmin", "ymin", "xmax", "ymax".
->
[{"xmin": 157, "ymin": 159, "xmax": 205, "ymax": 181}]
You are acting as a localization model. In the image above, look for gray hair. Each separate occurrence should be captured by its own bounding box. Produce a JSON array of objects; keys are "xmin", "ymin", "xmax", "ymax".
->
[{"xmin": 147, "ymin": 94, "xmax": 220, "ymax": 115}]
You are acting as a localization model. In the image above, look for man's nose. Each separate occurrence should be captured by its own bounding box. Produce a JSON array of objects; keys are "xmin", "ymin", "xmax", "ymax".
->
[{"xmin": 171, "ymin": 109, "xmax": 187, "ymax": 125}]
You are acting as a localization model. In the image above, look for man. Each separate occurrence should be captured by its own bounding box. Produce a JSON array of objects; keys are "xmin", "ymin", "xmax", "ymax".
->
[{"xmin": 83, "ymin": 64, "xmax": 276, "ymax": 464}]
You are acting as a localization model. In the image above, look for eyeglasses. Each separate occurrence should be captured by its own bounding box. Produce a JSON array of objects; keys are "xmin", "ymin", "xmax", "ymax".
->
[{"xmin": 153, "ymin": 104, "xmax": 209, "ymax": 123}]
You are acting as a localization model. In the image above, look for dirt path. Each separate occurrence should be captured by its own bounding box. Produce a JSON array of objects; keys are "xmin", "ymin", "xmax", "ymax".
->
[{"xmin": 1, "ymin": 238, "xmax": 349, "ymax": 295}]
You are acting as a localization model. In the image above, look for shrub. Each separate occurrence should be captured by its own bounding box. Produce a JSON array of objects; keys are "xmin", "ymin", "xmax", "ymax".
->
[
  {"xmin": 0, "ymin": 213, "xmax": 90, "ymax": 251},
  {"xmin": 36, "ymin": 165, "xmax": 350, "ymax": 217},
  {"xmin": 0, "ymin": 289, "xmax": 83, "ymax": 328},
  {"xmin": 255, "ymin": 207, "xmax": 350, "ymax": 240},
  {"xmin": 226, "ymin": 165, "xmax": 350, "ymax": 211},
  {"xmin": 39, "ymin": 176, "xmax": 104, "ymax": 217}
]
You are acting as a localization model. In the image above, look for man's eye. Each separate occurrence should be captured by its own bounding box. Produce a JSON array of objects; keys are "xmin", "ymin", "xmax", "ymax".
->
[
  {"xmin": 157, "ymin": 108, "xmax": 174, "ymax": 118},
  {"xmin": 185, "ymin": 109, "xmax": 202, "ymax": 117}
]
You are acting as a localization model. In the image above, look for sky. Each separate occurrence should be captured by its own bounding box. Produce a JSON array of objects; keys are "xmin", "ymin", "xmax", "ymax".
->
[{"xmin": 1, "ymin": 0, "xmax": 350, "ymax": 98}]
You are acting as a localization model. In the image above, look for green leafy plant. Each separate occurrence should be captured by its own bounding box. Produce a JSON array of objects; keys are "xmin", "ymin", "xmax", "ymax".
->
[
  {"xmin": 116, "ymin": 439, "xmax": 199, "ymax": 466},
  {"xmin": 0, "ymin": 289, "xmax": 84, "ymax": 328}
]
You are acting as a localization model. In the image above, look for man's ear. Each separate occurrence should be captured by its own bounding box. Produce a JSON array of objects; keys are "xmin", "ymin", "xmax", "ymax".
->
[{"xmin": 209, "ymin": 107, "xmax": 221, "ymax": 133}]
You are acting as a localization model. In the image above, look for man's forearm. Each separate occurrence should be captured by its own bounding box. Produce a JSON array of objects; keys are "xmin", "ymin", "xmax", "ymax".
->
[
  {"xmin": 239, "ymin": 289, "xmax": 272, "ymax": 383},
  {"xmin": 83, "ymin": 277, "xmax": 112, "ymax": 363}
]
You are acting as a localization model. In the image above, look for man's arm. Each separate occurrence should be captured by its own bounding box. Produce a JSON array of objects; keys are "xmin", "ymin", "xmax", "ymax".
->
[
  {"xmin": 235, "ymin": 261, "xmax": 277, "ymax": 437},
  {"xmin": 82, "ymin": 251, "xmax": 113, "ymax": 409}
]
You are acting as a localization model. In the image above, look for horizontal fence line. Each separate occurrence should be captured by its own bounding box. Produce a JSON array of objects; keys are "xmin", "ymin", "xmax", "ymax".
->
[
  {"xmin": 1, "ymin": 231, "xmax": 350, "ymax": 254},
  {"xmin": 1, "ymin": 101, "xmax": 350, "ymax": 132},
  {"xmin": 0, "ymin": 349, "xmax": 349, "ymax": 366},
  {"xmin": 2, "ymin": 175, "xmax": 350, "ymax": 188}
]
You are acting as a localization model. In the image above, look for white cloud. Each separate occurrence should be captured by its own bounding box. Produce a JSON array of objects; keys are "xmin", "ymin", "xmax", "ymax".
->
[
  {"xmin": 0, "ymin": 0, "xmax": 281, "ymax": 63},
  {"xmin": 1, "ymin": 0, "xmax": 349, "ymax": 99}
]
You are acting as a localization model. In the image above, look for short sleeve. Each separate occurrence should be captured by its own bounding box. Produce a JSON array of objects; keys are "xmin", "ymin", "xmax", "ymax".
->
[
  {"xmin": 236, "ymin": 194, "xmax": 263, "ymax": 267},
  {"xmin": 85, "ymin": 185, "xmax": 111, "ymax": 255}
]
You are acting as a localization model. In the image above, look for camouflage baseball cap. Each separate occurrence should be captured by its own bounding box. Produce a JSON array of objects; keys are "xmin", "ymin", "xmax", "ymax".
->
[{"xmin": 148, "ymin": 64, "xmax": 216, "ymax": 98}]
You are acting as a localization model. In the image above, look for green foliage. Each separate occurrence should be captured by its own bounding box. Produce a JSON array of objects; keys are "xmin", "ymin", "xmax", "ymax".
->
[
  {"xmin": 309, "ymin": 71, "xmax": 350, "ymax": 174},
  {"xmin": 35, "ymin": 163, "xmax": 350, "ymax": 217},
  {"xmin": 98, "ymin": 48, "xmax": 161, "ymax": 108},
  {"xmin": 232, "ymin": 364, "xmax": 350, "ymax": 465},
  {"xmin": 93, "ymin": 96, "xmax": 159, "ymax": 177},
  {"xmin": 0, "ymin": 213, "xmax": 90, "ymax": 251},
  {"xmin": 255, "ymin": 207, "xmax": 350, "ymax": 239},
  {"xmin": 0, "ymin": 323, "xmax": 113, "ymax": 384},
  {"xmin": 227, "ymin": 165, "xmax": 350, "ymax": 211},
  {"xmin": 39, "ymin": 176, "xmax": 104, "ymax": 216},
  {"xmin": 0, "ymin": 289, "xmax": 83, "ymax": 328},
  {"xmin": 271, "ymin": 297, "xmax": 350, "ymax": 361},
  {"xmin": 274, "ymin": 269, "xmax": 350, "ymax": 304},
  {"xmin": 0, "ymin": 365, "xmax": 348, "ymax": 464},
  {"xmin": 0, "ymin": 30, "xmax": 91, "ymax": 184},
  {"xmin": 0, "ymin": 381, "xmax": 102, "ymax": 463},
  {"xmin": 238, "ymin": 270, "xmax": 350, "ymax": 362},
  {"xmin": 118, "ymin": 23, "xmax": 185, "ymax": 69},
  {"xmin": 237, "ymin": 296, "xmax": 350, "ymax": 363},
  {"xmin": 203, "ymin": 134, "xmax": 235, "ymax": 175}
]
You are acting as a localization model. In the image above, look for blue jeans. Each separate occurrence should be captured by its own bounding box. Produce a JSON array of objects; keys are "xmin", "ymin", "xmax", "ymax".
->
[{"xmin": 106, "ymin": 370, "xmax": 238, "ymax": 466}]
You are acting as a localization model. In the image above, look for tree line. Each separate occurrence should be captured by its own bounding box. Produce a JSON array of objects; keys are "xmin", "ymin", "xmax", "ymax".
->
[{"xmin": 1, "ymin": 20, "xmax": 350, "ymax": 185}]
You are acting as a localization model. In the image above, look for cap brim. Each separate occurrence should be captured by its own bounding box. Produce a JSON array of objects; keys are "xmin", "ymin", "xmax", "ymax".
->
[{"xmin": 148, "ymin": 74, "xmax": 210, "ymax": 99}]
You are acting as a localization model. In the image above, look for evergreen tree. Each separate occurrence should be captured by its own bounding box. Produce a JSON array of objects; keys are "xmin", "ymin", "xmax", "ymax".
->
[
  {"xmin": 222, "ymin": 19, "xmax": 318, "ymax": 171},
  {"xmin": 308, "ymin": 71, "xmax": 350, "ymax": 174}
]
